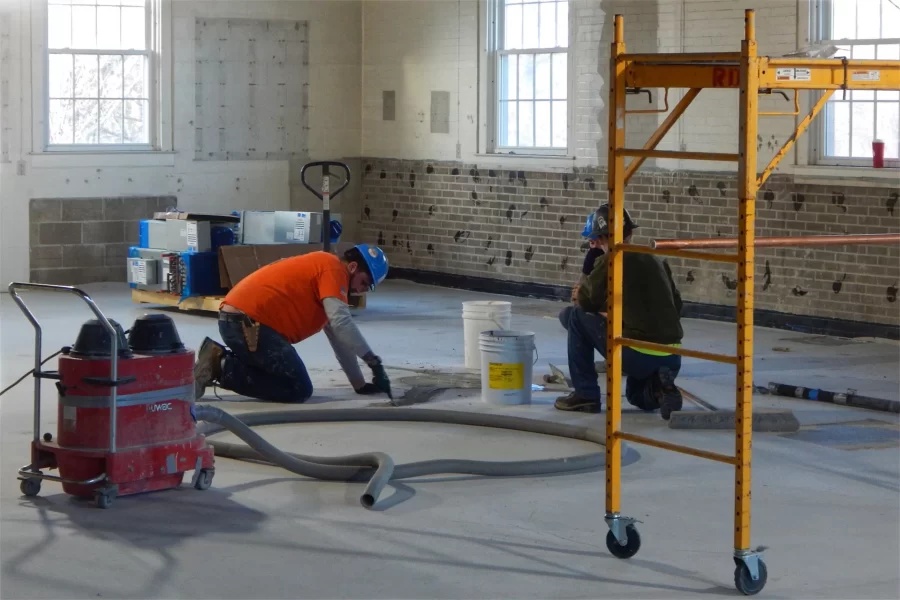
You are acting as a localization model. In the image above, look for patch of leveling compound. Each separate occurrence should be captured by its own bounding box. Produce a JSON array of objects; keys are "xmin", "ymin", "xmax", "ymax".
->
[{"xmin": 368, "ymin": 370, "xmax": 483, "ymax": 407}]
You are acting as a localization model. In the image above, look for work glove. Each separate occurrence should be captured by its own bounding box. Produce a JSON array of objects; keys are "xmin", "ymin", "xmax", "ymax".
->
[
  {"xmin": 364, "ymin": 354, "xmax": 393, "ymax": 399},
  {"xmin": 355, "ymin": 383, "xmax": 380, "ymax": 395}
]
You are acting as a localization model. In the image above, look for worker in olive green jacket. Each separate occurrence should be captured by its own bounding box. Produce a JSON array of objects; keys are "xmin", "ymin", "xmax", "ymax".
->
[{"xmin": 556, "ymin": 204, "xmax": 684, "ymax": 419}]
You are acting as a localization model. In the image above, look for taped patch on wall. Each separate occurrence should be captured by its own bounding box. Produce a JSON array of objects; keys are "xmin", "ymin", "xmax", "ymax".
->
[{"xmin": 431, "ymin": 91, "xmax": 450, "ymax": 134}]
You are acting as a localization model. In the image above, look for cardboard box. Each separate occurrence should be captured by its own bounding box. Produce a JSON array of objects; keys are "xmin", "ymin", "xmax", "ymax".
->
[{"xmin": 217, "ymin": 242, "xmax": 357, "ymax": 288}]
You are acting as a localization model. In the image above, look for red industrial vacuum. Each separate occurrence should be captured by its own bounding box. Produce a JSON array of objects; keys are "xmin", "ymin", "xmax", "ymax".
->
[{"xmin": 9, "ymin": 283, "xmax": 215, "ymax": 508}]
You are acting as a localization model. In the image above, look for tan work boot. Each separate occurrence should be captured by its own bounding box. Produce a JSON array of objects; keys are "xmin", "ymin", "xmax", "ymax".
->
[
  {"xmin": 554, "ymin": 391, "xmax": 602, "ymax": 413},
  {"xmin": 193, "ymin": 337, "xmax": 225, "ymax": 400}
]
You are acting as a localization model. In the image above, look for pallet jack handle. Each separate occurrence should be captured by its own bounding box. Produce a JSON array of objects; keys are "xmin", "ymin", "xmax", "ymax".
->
[
  {"xmin": 7, "ymin": 283, "xmax": 122, "ymax": 453},
  {"xmin": 299, "ymin": 161, "xmax": 351, "ymax": 252}
]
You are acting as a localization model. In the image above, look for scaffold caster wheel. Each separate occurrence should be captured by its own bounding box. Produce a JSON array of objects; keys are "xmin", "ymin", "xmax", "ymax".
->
[
  {"xmin": 606, "ymin": 524, "xmax": 641, "ymax": 559},
  {"xmin": 194, "ymin": 468, "xmax": 214, "ymax": 491},
  {"xmin": 19, "ymin": 478, "xmax": 41, "ymax": 497},
  {"xmin": 94, "ymin": 489, "xmax": 116, "ymax": 509},
  {"xmin": 734, "ymin": 559, "xmax": 768, "ymax": 595}
]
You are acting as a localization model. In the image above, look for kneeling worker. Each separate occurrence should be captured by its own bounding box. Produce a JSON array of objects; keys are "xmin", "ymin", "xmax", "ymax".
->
[
  {"xmin": 556, "ymin": 205, "xmax": 683, "ymax": 418},
  {"xmin": 192, "ymin": 244, "xmax": 392, "ymax": 402}
]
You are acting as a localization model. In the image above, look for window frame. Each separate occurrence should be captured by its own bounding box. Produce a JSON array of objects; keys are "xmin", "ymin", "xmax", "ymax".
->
[
  {"xmin": 42, "ymin": 0, "xmax": 159, "ymax": 153},
  {"xmin": 485, "ymin": 0, "xmax": 573, "ymax": 157},
  {"xmin": 809, "ymin": 0, "xmax": 900, "ymax": 168}
]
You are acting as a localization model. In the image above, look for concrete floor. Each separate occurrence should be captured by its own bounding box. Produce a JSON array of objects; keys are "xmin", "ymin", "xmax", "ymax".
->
[{"xmin": 1, "ymin": 280, "xmax": 898, "ymax": 599}]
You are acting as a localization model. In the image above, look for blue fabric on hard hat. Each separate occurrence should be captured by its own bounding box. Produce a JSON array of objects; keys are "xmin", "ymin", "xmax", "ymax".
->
[
  {"xmin": 355, "ymin": 244, "xmax": 389, "ymax": 290},
  {"xmin": 581, "ymin": 213, "xmax": 597, "ymax": 239}
]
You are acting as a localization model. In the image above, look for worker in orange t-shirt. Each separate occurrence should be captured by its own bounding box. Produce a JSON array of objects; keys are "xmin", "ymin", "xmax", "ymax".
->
[{"xmin": 191, "ymin": 244, "xmax": 391, "ymax": 403}]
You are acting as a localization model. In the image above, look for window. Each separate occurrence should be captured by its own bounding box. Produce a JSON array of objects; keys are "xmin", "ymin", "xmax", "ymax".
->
[
  {"xmin": 45, "ymin": 0, "xmax": 154, "ymax": 150},
  {"xmin": 489, "ymin": 0, "xmax": 569, "ymax": 155},
  {"xmin": 814, "ymin": 0, "xmax": 900, "ymax": 167}
]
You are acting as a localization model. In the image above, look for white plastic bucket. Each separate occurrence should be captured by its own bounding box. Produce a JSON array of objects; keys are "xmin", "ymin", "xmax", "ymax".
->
[
  {"xmin": 478, "ymin": 330, "xmax": 537, "ymax": 405},
  {"xmin": 462, "ymin": 301, "xmax": 512, "ymax": 369}
]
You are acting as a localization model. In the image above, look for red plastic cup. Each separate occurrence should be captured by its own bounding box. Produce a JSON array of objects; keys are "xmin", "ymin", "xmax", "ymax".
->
[{"xmin": 873, "ymin": 139, "xmax": 885, "ymax": 168}]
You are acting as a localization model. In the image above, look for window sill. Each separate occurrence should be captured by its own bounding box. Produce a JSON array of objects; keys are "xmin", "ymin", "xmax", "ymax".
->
[
  {"xmin": 30, "ymin": 151, "xmax": 177, "ymax": 169},
  {"xmin": 788, "ymin": 164, "xmax": 900, "ymax": 187},
  {"xmin": 471, "ymin": 152, "xmax": 576, "ymax": 171}
]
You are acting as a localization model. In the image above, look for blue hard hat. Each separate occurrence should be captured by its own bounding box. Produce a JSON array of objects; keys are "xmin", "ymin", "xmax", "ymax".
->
[
  {"xmin": 355, "ymin": 244, "xmax": 388, "ymax": 290},
  {"xmin": 582, "ymin": 204, "xmax": 638, "ymax": 239},
  {"xmin": 329, "ymin": 220, "xmax": 343, "ymax": 243}
]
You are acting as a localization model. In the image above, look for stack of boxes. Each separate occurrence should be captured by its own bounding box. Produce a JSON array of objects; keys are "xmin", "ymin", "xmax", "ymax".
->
[{"xmin": 127, "ymin": 210, "xmax": 341, "ymax": 300}]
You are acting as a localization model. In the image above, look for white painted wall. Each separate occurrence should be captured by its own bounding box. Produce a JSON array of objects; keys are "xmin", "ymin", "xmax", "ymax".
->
[
  {"xmin": 358, "ymin": 0, "xmax": 833, "ymax": 173},
  {"xmin": 0, "ymin": 0, "xmax": 361, "ymax": 285}
]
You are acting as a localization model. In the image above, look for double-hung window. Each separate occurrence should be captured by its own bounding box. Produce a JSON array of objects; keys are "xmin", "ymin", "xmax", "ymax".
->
[
  {"xmin": 490, "ymin": 0, "xmax": 569, "ymax": 155},
  {"xmin": 45, "ymin": 0, "xmax": 154, "ymax": 150},
  {"xmin": 814, "ymin": 0, "xmax": 900, "ymax": 167}
]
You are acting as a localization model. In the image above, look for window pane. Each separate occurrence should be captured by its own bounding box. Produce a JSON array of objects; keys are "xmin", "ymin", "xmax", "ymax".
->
[
  {"xmin": 552, "ymin": 100, "xmax": 566, "ymax": 147},
  {"xmin": 48, "ymin": 5, "xmax": 71, "ymax": 49},
  {"xmin": 851, "ymin": 102, "xmax": 875, "ymax": 157},
  {"xmin": 98, "ymin": 1, "xmax": 124, "ymax": 6},
  {"xmin": 121, "ymin": 6, "xmax": 146, "ymax": 50},
  {"xmin": 831, "ymin": 0, "xmax": 856, "ymax": 40},
  {"xmin": 504, "ymin": 4, "xmax": 522, "ymax": 50},
  {"xmin": 49, "ymin": 99, "xmax": 74, "ymax": 144},
  {"xmin": 124, "ymin": 54, "xmax": 145, "ymax": 98},
  {"xmin": 100, "ymin": 55, "xmax": 123, "ymax": 97},
  {"xmin": 828, "ymin": 101, "xmax": 850, "ymax": 156},
  {"xmin": 74, "ymin": 99, "xmax": 99, "ymax": 144},
  {"xmin": 121, "ymin": 0, "xmax": 147, "ymax": 6},
  {"xmin": 97, "ymin": 6, "xmax": 121, "ymax": 48},
  {"xmin": 99, "ymin": 99, "xmax": 123, "ymax": 143},
  {"xmin": 876, "ymin": 102, "xmax": 899, "ymax": 159},
  {"xmin": 857, "ymin": 0, "xmax": 880, "ymax": 39},
  {"xmin": 518, "ymin": 53, "xmax": 534, "ymax": 100},
  {"xmin": 74, "ymin": 54, "xmax": 98, "ymax": 98},
  {"xmin": 557, "ymin": 1, "xmax": 568, "ymax": 48},
  {"xmin": 535, "ymin": 100, "xmax": 551, "ymax": 146},
  {"xmin": 518, "ymin": 100, "xmax": 534, "ymax": 146},
  {"xmin": 501, "ymin": 100, "xmax": 517, "ymax": 146},
  {"xmin": 500, "ymin": 54, "xmax": 517, "ymax": 101},
  {"xmin": 539, "ymin": 1, "xmax": 555, "ymax": 48},
  {"xmin": 522, "ymin": 2, "xmax": 539, "ymax": 48},
  {"xmin": 49, "ymin": 54, "xmax": 74, "ymax": 98},
  {"xmin": 884, "ymin": 0, "xmax": 900, "ymax": 38},
  {"xmin": 852, "ymin": 44, "xmax": 874, "ymax": 59},
  {"xmin": 535, "ymin": 53, "xmax": 550, "ymax": 99},
  {"xmin": 552, "ymin": 52, "xmax": 566, "ymax": 99},
  {"xmin": 71, "ymin": 5, "xmax": 96, "ymax": 49},
  {"xmin": 124, "ymin": 99, "xmax": 149, "ymax": 143}
]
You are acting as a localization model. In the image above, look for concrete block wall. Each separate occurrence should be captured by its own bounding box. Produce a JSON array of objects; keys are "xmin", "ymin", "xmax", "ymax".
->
[
  {"xmin": 360, "ymin": 158, "xmax": 900, "ymax": 328},
  {"xmin": 29, "ymin": 196, "xmax": 176, "ymax": 285}
]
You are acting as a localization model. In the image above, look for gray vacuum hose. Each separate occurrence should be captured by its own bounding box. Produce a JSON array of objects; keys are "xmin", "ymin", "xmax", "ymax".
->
[{"xmin": 194, "ymin": 405, "xmax": 637, "ymax": 509}]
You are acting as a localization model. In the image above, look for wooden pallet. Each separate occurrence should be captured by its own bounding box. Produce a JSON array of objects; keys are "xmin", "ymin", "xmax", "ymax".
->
[
  {"xmin": 132, "ymin": 289, "xmax": 366, "ymax": 312},
  {"xmin": 131, "ymin": 289, "xmax": 224, "ymax": 313}
]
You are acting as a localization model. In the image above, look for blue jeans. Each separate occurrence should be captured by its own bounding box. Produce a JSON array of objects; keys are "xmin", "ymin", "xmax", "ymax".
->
[
  {"xmin": 559, "ymin": 306, "xmax": 681, "ymax": 410},
  {"xmin": 217, "ymin": 315, "xmax": 313, "ymax": 403}
]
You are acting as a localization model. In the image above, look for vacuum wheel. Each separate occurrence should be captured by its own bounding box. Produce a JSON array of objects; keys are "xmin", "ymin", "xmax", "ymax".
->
[
  {"xmin": 734, "ymin": 559, "xmax": 768, "ymax": 595},
  {"xmin": 605, "ymin": 524, "xmax": 641, "ymax": 559},
  {"xmin": 19, "ymin": 478, "xmax": 41, "ymax": 497},
  {"xmin": 94, "ymin": 488, "xmax": 117, "ymax": 509},
  {"xmin": 194, "ymin": 468, "xmax": 214, "ymax": 491}
]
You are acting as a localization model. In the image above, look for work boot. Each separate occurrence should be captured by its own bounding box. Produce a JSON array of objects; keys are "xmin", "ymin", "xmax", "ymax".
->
[
  {"xmin": 194, "ymin": 337, "xmax": 225, "ymax": 400},
  {"xmin": 657, "ymin": 367, "xmax": 683, "ymax": 420},
  {"xmin": 554, "ymin": 391, "xmax": 602, "ymax": 413}
]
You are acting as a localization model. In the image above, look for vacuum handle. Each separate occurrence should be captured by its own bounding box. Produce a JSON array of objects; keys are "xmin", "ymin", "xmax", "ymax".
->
[
  {"xmin": 7, "ymin": 282, "xmax": 122, "ymax": 454},
  {"xmin": 300, "ymin": 161, "xmax": 351, "ymax": 203}
]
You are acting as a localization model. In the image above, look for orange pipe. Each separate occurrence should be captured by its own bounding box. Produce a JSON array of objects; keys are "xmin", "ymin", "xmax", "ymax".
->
[{"xmin": 651, "ymin": 233, "xmax": 900, "ymax": 249}]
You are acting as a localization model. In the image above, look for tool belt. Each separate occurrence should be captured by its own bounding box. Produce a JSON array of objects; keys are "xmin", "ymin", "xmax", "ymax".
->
[{"xmin": 219, "ymin": 311, "xmax": 260, "ymax": 352}]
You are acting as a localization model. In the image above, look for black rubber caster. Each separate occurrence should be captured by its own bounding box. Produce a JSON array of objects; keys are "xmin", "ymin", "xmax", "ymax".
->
[
  {"xmin": 19, "ymin": 478, "xmax": 41, "ymax": 497},
  {"xmin": 734, "ymin": 559, "xmax": 768, "ymax": 595},
  {"xmin": 194, "ymin": 468, "xmax": 214, "ymax": 491},
  {"xmin": 606, "ymin": 524, "xmax": 641, "ymax": 559},
  {"xmin": 94, "ymin": 489, "xmax": 116, "ymax": 509},
  {"xmin": 43, "ymin": 432, "xmax": 53, "ymax": 442}
]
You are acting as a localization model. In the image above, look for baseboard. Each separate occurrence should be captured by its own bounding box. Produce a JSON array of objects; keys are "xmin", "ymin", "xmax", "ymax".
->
[{"xmin": 389, "ymin": 267, "xmax": 900, "ymax": 341}]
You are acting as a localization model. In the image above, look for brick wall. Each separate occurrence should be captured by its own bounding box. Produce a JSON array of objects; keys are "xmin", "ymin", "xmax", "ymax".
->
[
  {"xmin": 360, "ymin": 158, "xmax": 900, "ymax": 328},
  {"xmin": 29, "ymin": 196, "xmax": 177, "ymax": 285}
]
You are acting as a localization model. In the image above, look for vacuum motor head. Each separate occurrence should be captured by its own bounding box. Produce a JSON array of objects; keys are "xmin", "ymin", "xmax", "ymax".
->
[
  {"xmin": 70, "ymin": 318, "xmax": 131, "ymax": 359},
  {"xmin": 127, "ymin": 314, "xmax": 186, "ymax": 355}
]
